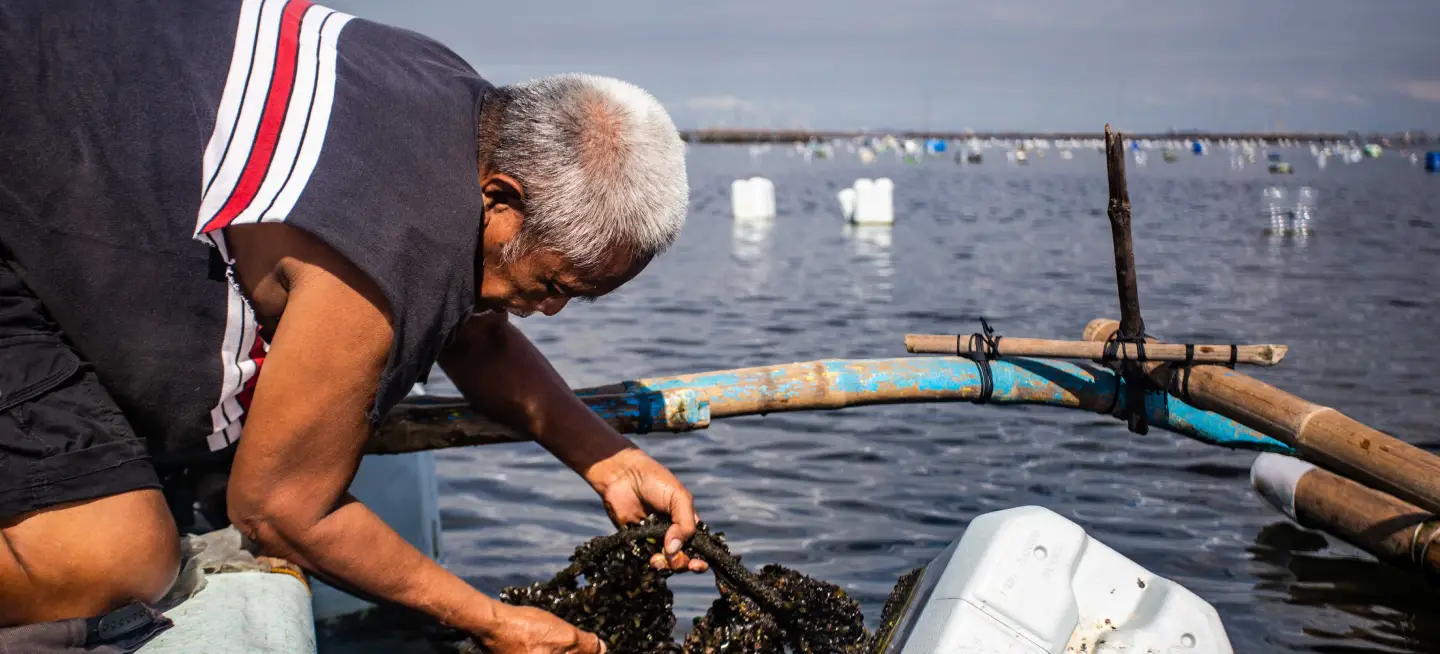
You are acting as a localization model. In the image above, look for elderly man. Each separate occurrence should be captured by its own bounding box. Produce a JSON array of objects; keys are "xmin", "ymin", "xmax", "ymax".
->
[{"xmin": 0, "ymin": 0, "xmax": 698, "ymax": 651}]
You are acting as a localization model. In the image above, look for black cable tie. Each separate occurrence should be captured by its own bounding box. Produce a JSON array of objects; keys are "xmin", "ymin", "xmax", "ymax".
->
[
  {"xmin": 1100, "ymin": 330, "xmax": 1153, "ymax": 435},
  {"xmin": 965, "ymin": 317, "xmax": 1003, "ymax": 405},
  {"xmin": 1181, "ymin": 343, "xmax": 1195, "ymax": 400},
  {"xmin": 1227, "ymin": 344, "xmax": 1238, "ymax": 369},
  {"xmin": 1102, "ymin": 331, "xmax": 1117, "ymax": 362}
]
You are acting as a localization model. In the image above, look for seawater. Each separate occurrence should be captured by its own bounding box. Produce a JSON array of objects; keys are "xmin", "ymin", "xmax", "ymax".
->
[{"xmin": 327, "ymin": 145, "xmax": 1440, "ymax": 653}]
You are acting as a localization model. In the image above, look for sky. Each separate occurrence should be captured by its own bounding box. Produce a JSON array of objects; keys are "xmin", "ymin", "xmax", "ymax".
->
[{"xmin": 326, "ymin": 0, "xmax": 1440, "ymax": 133}]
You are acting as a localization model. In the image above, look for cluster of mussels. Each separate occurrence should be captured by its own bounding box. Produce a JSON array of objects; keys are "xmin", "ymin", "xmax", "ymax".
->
[{"xmin": 464, "ymin": 516, "xmax": 920, "ymax": 654}]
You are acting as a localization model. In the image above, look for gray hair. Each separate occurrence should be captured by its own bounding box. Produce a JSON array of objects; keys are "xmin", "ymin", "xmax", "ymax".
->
[{"xmin": 491, "ymin": 74, "xmax": 688, "ymax": 271}]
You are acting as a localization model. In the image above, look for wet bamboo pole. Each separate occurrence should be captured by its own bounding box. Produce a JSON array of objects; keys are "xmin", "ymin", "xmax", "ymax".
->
[
  {"xmin": 368, "ymin": 356, "xmax": 1289, "ymax": 455},
  {"xmin": 1084, "ymin": 318, "xmax": 1440, "ymax": 517},
  {"xmin": 903, "ymin": 334, "xmax": 1288, "ymax": 366},
  {"xmin": 366, "ymin": 389, "xmax": 709, "ymax": 454},
  {"xmin": 1251, "ymin": 453, "xmax": 1440, "ymax": 578}
]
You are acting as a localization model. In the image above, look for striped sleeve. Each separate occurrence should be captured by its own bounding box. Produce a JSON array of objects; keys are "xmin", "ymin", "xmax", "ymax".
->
[
  {"xmin": 193, "ymin": 0, "xmax": 353, "ymax": 450},
  {"xmin": 194, "ymin": 0, "xmax": 352, "ymax": 240}
]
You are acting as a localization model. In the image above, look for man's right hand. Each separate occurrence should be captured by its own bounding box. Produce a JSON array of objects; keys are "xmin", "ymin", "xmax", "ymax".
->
[{"xmin": 477, "ymin": 604, "xmax": 607, "ymax": 654}]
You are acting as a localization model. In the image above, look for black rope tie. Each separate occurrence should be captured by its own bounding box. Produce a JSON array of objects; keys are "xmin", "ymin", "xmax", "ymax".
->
[
  {"xmin": 1227, "ymin": 344, "xmax": 1238, "ymax": 369},
  {"xmin": 962, "ymin": 317, "xmax": 1003, "ymax": 405},
  {"xmin": 1181, "ymin": 343, "xmax": 1195, "ymax": 400},
  {"xmin": 1101, "ymin": 330, "xmax": 1154, "ymax": 435}
]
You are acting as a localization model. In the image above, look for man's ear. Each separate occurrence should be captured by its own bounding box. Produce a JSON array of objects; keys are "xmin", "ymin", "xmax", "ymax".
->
[{"xmin": 480, "ymin": 173, "xmax": 526, "ymax": 228}]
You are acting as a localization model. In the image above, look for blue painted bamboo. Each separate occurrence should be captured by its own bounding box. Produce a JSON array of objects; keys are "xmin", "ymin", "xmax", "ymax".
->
[{"xmin": 569, "ymin": 357, "xmax": 1293, "ymax": 454}]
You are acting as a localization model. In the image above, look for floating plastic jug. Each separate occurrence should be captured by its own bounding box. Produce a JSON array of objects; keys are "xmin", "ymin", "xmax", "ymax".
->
[
  {"xmin": 731, "ymin": 177, "xmax": 775, "ymax": 222},
  {"xmin": 847, "ymin": 178, "xmax": 894, "ymax": 225}
]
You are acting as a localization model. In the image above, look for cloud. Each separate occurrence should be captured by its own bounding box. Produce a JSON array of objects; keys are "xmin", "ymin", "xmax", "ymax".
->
[{"xmin": 1392, "ymin": 80, "xmax": 1440, "ymax": 103}]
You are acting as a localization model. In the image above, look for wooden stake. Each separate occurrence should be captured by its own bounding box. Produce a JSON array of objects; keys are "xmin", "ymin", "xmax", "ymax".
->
[
  {"xmin": 1104, "ymin": 124, "xmax": 1150, "ymax": 434},
  {"xmin": 1085, "ymin": 317, "xmax": 1440, "ymax": 518},
  {"xmin": 1104, "ymin": 125, "xmax": 1144, "ymax": 340},
  {"xmin": 904, "ymin": 334, "xmax": 1288, "ymax": 366}
]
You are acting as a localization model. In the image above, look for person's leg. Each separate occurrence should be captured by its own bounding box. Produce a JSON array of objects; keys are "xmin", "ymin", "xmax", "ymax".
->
[
  {"xmin": 0, "ymin": 256, "xmax": 178, "ymax": 627},
  {"xmin": 0, "ymin": 491, "xmax": 178, "ymax": 626}
]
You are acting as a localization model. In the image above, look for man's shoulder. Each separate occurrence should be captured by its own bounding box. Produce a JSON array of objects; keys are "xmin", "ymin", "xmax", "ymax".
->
[{"xmin": 337, "ymin": 16, "xmax": 487, "ymax": 90}]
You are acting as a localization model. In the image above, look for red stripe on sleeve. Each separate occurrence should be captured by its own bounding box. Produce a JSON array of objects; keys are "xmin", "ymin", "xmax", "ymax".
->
[
  {"xmin": 201, "ymin": 0, "xmax": 312, "ymax": 234},
  {"xmin": 236, "ymin": 334, "xmax": 268, "ymax": 413}
]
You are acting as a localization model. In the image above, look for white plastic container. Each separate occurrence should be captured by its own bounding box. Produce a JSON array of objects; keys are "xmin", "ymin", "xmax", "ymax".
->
[
  {"xmin": 884, "ymin": 506, "xmax": 1232, "ymax": 654},
  {"xmin": 731, "ymin": 177, "xmax": 776, "ymax": 222},
  {"xmin": 848, "ymin": 177, "xmax": 894, "ymax": 225}
]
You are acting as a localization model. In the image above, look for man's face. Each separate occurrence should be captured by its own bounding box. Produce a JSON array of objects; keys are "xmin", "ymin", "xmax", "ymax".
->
[
  {"xmin": 477, "ymin": 244, "xmax": 645, "ymax": 317},
  {"xmin": 476, "ymin": 171, "xmax": 646, "ymax": 317}
]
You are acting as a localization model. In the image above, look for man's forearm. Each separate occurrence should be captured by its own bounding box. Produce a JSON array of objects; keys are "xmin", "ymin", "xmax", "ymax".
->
[
  {"xmin": 239, "ymin": 494, "xmax": 500, "ymax": 635},
  {"xmin": 438, "ymin": 314, "xmax": 633, "ymax": 474}
]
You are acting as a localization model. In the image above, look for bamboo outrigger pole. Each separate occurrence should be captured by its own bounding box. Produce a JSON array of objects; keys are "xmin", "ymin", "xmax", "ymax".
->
[
  {"xmin": 367, "ymin": 389, "xmax": 709, "ymax": 453},
  {"xmin": 1252, "ymin": 453, "xmax": 1440, "ymax": 578},
  {"xmin": 903, "ymin": 334, "xmax": 1288, "ymax": 366},
  {"xmin": 1084, "ymin": 318, "xmax": 1440, "ymax": 518},
  {"xmin": 369, "ymin": 356, "xmax": 1291, "ymax": 455}
]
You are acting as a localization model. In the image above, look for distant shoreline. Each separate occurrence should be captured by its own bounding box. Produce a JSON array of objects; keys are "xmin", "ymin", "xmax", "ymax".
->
[{"xmin": 681, "ymin": 129, "xmax": 1436, "ymax": 145}]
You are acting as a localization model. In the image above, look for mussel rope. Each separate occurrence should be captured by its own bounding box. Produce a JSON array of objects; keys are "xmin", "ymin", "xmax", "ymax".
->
[{"xmin": 575, "ymin": 522, "xmax": 793, "ymax": 626}]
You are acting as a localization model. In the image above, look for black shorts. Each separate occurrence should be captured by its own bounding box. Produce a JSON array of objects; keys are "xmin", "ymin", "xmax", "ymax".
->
[{"xmin": 0, "ymin": 256, "xmax": 159, "ymax": 523}]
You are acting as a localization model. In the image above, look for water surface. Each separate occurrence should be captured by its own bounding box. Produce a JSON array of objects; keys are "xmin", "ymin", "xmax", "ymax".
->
[{"xmin": 342, "ymin": 145, "xmax": 1440, "ymax": 652}]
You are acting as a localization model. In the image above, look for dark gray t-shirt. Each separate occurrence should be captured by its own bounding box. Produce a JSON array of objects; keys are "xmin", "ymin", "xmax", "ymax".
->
[{"xmin": 0, "ymin": 0, "xmax": 489, "ymax": 463}]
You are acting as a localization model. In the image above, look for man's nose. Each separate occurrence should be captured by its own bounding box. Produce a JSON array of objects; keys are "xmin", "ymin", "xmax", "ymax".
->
[{"xmin": 538, "ymin": 296, "xmax": 570, "ymax": 316}]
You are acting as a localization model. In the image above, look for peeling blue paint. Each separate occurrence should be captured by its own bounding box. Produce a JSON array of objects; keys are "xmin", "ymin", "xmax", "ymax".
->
[
  {"xmin": 585, "ymin": 389, "xmax": 710, "ymax": 433},
  {"xmin": 583, "ymin": 357, "xmax": 1291, "ymax": 453},
  {"xmin": 1151, "ymin": 392, "xmax": 1292, "ymax": 453}
]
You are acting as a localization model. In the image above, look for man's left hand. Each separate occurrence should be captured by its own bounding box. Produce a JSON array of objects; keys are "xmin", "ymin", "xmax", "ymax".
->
[{"xmin": 582, "ymin": 448, "xmax": 708, "ymax": 573}]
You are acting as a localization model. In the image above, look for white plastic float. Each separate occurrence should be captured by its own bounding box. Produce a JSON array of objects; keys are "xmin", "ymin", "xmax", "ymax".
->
[
  {"xmin": 839, "ymin": 178, "xmax": 894, "ymax": 225},
  {"xmin": 882, "ymin": 506, "xmax": 1233, "ymax": 654},
  {"xmin": 731, "ymin": 177, "xmax": 776, "ymax": 222}
]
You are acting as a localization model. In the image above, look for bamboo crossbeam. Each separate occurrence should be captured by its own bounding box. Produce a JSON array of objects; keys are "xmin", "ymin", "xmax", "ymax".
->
[
  {"xmin": 367, "ymin": 389, "xmax": 709, "ymax": 454},
  {"xmin": 1252, "ymin": 453, "xmax": 1440, "ymax": 578},
  {"xmin": 1084, "ymin": 317, "xmax": 1440, "ymax": 517},
  {"xmin": 904, "ymin": 334, "xmax": 1288, "ymax": 366}
]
